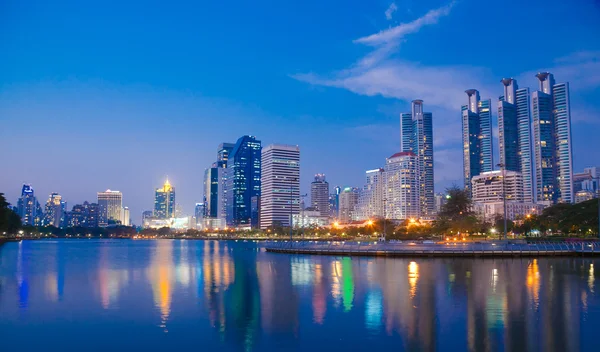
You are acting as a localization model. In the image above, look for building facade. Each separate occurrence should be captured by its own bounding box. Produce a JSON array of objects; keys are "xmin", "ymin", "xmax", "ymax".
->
[
  {"xmin": 355, "ymin": 168, "xmax": 384, "ymax": 221},
  {"xmin": 259, "ymin": 144, "xmax": 300, "ymax": 229},
  {"xmin": 226, "ymin": 135, "xmax": 262, "ymax": 227},
  {"xmin": 338, "ymin": 187, "xmax": 358, "ymax": 223},
  {"xmin": 462, "ymin": 90, "xmax": 493, "ymax": 192},
  {"xmin": 471, "ymin": 170, "xmax": 524, "ymax": 203},
  {"xmin": 310, "ymin": 174, "xmax": 330, "ymax": 219},
  {"xmin": 532, "ymin": 72, "xmax": 574, "ymax": 205},
  {"xmin": 385, "ymin": 152, "xmax": 419, "ymax": 220},
  {"xmin": 97, "ymin": 190, "xmax": 123, "ymax": 226},
  {"xmin": 400, "ymin": 100, "xmax": 434, "ymax": 219},
  {"xmin": 17, "ymin": 184, "xmax": 42, "ymax": 226},
  {"xmin": 154, "ymin": 180, "xmax": 175, "ymax": 219},
  {"xmin": 43, "ymin": 192, "xmax": 66, "ymax": 227}
]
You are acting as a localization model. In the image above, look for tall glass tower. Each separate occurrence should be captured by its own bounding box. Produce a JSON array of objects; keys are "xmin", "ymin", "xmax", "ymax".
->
[
  {"xmin": 498, "ymin": 78, "xmax": 534, "ymax": 202},
  {"xmin": 154, "ymin": 180, "xmax": 175, "ymax": 219},
  {"xmin": 532, "ymin": 72, "xmax": 573, "ymax": 204},
  {"xmin": 17, "ymin": 184, "xmax": 41, "ymax": 226},
  {"xmin": 225, "ymin": 135, "xmax": 262, "ymax": 227},
  {"xmin": 461, "ymin": 89, "xmax": 493, "ymax": 192},
  {"xmin": 400, "ymin": 100, "xmax": 434, "ymax": 219}
]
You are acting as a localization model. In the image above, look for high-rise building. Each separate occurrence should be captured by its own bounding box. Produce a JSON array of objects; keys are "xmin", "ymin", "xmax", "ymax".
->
[
  {"xmin": 216, "ymin": 143, "xmax": 235, "ymax": 168},
  {"xmin": 532, "ymin": 72, "xmax": 573, "ymax": 204},
  {"xmin": 471, "ymin": 170, "xmax": 524, "ymax": 203},
  {"xmin": 225, "ymin": 135, "xmax": 262, "ymax": 227},
  {"xmin": 462, "ymin": 90, "xmax": 493, "ymax": 192},
  {"xmin": 400, "ymin": 100, "xmax": 434, "ymax": 219},
  {"xmin": 97, "ymin": 190, "xmax": 123, "ymax": 226},
  {"xmin": 355, "ymin": 169, "xmax": 384, "ymax": 220},
  {"xmin": 384, "ymin": 152, "xmax": 419, "ymax": 220},
  {"xmin": 259, "ymin": 144, "xmax": 300, "ymax": 229},
  {"xmin": 329, "ymin": 186, "xmax": 341, "ymax": 218},
  {"xmin": 85, "ymin": 202, "xmax": 99, "ymax": 227},
  {"xmin": 43, "ymin": 193, "xmax": 66, "ymax": 227},
  {"xmin": 122, "ymin": 207, "xmax": 130, "ymax": 226},
  {"xmin": 17, "ymin": 184, "xmax": 42, "ymax": 226},
  {"xmin": 154, "ymin": 180, "xmax": 175, "ymax": 219},
  {"xmin": 310, "ymin": 174, "xmax": 330, "ymax": 219},
  {"xmin": 498, "ymin": 78, "xmax": 535, "ymax": 202},
  {"xmin": 69, "ymin": 203, "xmax": 87, "ymax": 227},
  {"xmin": 338, "ymin": 187, "xmax": 358, "ymax": 223},
  {"xmin": 142, "ymin": 210, "xmax": 153, "ymax": 225}
]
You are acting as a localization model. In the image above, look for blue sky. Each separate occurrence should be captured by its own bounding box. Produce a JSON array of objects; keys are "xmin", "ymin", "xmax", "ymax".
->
[{"xmin": 1, "ymin": 0, "xmax": 599, "ymax": 223}]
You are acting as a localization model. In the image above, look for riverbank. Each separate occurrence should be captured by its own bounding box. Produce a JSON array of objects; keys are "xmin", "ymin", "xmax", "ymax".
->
[{"xmin": 265, "ymin": 241, "xmax": 600, "ymax": 258}]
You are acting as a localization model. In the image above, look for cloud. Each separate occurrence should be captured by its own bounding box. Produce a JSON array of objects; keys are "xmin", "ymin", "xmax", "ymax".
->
[
  {"xmin": 355, "ymin": 1, "xmax": 455, "ymax": 47},
  {"xmin": 385, "ymin": 3, "xmax": 398, "ymax": 20}
]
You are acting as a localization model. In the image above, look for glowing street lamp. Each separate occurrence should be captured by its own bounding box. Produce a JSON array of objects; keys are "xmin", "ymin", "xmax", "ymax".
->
[{"xmin": 367, "ymin": 220, "xmax": 373, "ymax": 226}]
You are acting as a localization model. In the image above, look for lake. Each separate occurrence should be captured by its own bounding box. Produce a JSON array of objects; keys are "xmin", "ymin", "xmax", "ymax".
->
[{"xmin": 0, "ymin": 239, "xmax": 599, "ymax": 351}]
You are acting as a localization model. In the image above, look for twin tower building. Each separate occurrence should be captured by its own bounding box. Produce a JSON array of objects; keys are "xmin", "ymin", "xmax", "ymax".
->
[{"xmin": 463, "ymin": 72, "xmax": 573, "ymax": 205}]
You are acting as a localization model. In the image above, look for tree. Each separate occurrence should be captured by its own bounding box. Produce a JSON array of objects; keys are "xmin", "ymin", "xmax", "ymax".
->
[
  {"xmin": 0, "ymin": 193, "xmax": 21, "ymax": 234},
  {"xmin": 433, "ymin": 186, "xmax": 480, "ymax": 235}
]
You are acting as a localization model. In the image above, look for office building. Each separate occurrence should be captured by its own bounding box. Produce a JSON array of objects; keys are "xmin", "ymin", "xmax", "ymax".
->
[
  {"xmin": 473, "ymin": 202, "xmax": 544, "ymax": 221},
  {"xmin": 85, "ymin": 202, "xmax": 99, "ymax": 227},
  {"xmin": 575, "ymin": 190, "xmax": 594, "ymax": 204},
  {"xmin": 434, "ymin": 193, "xmax": 447, "ymax": 214},
  {"xmin": 532, "ymin": 72, "xmax": 574, "ymax": 204},
  {"xmin": 400, "ymin": 100, "xmax": 434, "ymax": 219},
  {"xmin": 462, "ymin": 90, "xmax": 493, "ymax": 192},
  {"xmin": 97, "ymin": 190, "xmax": 123, "ymax": 226},
  {"xmin": 142, "ymin": 210, "xmax": 153, "ymax": 226},
  {"xmin": 384, "ymin": 152, "xmax": 419, "ymax": 220},
  {"xmin": 355, "ymin": 168, "xmax": 384, "ymax": 220},
  {"xmin": 259, "ymin": 144, "xmax": 300, "ymax": 229},
  {"xmin": 574, "ymin": 167, "xmax": 599, "ymax": 195},
  {"xmin": 225, "ymin": 135, "xmax": 262, "ymax": 227},
  {"xmin": 122, "ymin": 207, "xmax": 130, "ymax": 226},
  {"xmin": 69, "ymin": 203, "xmax": 87, "ymax": 227},
  {"xmin": 43, "ymin": 192, "xmax": 66, "ymax": 227},
  {"xmin": 498, "ymin": 78, "xmax": 534, "ymax": 202},
  {"xmin": 216, "ymin": 143, "xmax": 235, "ymax": 168},
  {"xmin": 154, "ymin": 180, "xmax": 175, "ymax": 219},
  {"xmin": 293, "ymin": 208, "xmax": 330, "ymax": 228},
  {"xmin": 471, "ymin": 170, "xmax": 524, "ymax": 203},
  {"xmin": 329, "ymin": 186, "xmax": 341, "ymax": 218},
  {"xmin": 310, "ymin": 174, "xmax": 330, "ymax": 219},
  {"xmin": 16, "ymin": 184, "xmax": 42, "ymax": 226},
  {"xmin": 338, "ymin": 187, "xmax": 359, "ymax": 223}
]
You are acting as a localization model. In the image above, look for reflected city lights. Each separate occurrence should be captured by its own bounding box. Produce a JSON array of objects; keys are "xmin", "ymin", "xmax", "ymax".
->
[
  {"xmin": 527, "ymin": 259, "xmax": 540, "ymax": 306},
  {"xmin": 589, "ymin": 263, "xmax": 595, "ymax": 293},
  {"xmin": 147, "ymin": 240, "xmax": 174, "ymax": 331},
  {"xmin": 408, "ymin": 261, "xmax": 419, "ymax": 298}
]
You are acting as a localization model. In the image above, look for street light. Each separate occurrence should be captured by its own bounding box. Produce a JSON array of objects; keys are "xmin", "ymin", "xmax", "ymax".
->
[{"xmin": 497, "ymin": 163, "xmax": 507, "ymax": 240}]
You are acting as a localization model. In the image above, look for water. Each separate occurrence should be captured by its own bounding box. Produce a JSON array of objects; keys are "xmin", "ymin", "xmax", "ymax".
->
[{"xmin": 0, "ymin": 239, "xmax": 599, "ymax": 351}]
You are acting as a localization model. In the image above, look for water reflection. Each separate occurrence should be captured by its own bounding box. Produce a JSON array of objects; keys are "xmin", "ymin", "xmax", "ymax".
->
[{"xmin": 1, "ymin": 240, "xmax": 600, "ymax": 351}]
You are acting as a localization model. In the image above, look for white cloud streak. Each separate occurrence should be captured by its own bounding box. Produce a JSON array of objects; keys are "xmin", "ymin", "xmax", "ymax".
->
[{"xmin": 385, "ymin": 3, "xmax": 398, "ymax": 20}]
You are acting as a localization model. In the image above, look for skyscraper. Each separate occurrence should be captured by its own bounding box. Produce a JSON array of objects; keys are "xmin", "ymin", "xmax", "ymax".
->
[
  {"xmin": 17, "ymin": 184, "xmax": 41, "ymax": 226},
  {"xmin": 204, "ymin": 142, "xmax": 235, "ymax": 225},
  {"xmin": 259, "ymin": 144, "xmax": 300, "ymax": 229},
  {"xmin": 355, "ymin": 169, "xmax": 384, "ymax": 220},
  {"xmin": 385, "ymin": 152, "xmax": 419, "ymax": 220},
  {"xmin": 532, "ymin": 72, "xmax": 573, "ymax": 204},
  {"xmin": 154, "ymin": 180, "xmax": 175, "ymax": 219},
  {"xmin": 462, "ymin": 90, "xmax": 493, "ymax": 192},
  {"xmin": 498, "ymin": 78, "xmax": 534, "ymax": 202},
  {"xmin": 216, "ymin": 143, "xmax": 235, "ymax": 168},
  {"xmin": 43, "ymin": 193, "xmax": 66, "ymax": 227},
  {"xmin": 97, "ymin": 190, "xmax": 123, "ymax": 226},
  {"xmin": 400, "ymin": 100, "xmax": 434, "ymax": 219},
  {"xmin": 338, "ymin": 187, "xmax": 358, "ymax": 223},
  {"xmin": 310, "ymin": 174, "xmax": 330, "ymax": 219},
  {"xmin": 122, "ymin": 207, "xmax": 130, "ymax": 226},
  {"xmin": 225, "ymin": 135, "xmax": 262, "ymax": 227}
]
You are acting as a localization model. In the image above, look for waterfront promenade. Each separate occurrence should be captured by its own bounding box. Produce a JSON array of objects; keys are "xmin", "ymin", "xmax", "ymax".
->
[{"xmin": 265, "ymin": 240, "xmax": 600, "ymax": 257}]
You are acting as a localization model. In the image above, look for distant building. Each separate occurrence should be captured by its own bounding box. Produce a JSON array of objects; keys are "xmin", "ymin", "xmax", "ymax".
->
[
  {"xmin": 43, "ymin": 193, "xmax": 66, "ymax": 227},
  {"xmin": 122, "ymin": 207, "xmax": 130, "ymax": 226},
  {"xmin": 142, "ymin": 210, "xmax": 153, "ymax": 226},
  {"xmin": 97, "ymin": 190, "xmax": 123, "ymax": 226},
  {"xmin": 69, "ymin": 203, "xmax": 87, "ymax": 227},
  {"xmin": 471, "ymin": 170, "xmax": 523, "ymax": 203},
  {"xmin": 462, "ymin": 89, "xmax": 493, "ymax": 193},
  {"xmin": 400, "ymin": 100, "xmax": 434, "ymax": 219},
  {"xmin": 355, "ymin": 169, "xmax": 384, "ymax": 220},
  {"xmin": 574, "ymin": 167, "xmax": 599, "ymax": 195},
  {"xmin": 225, "ymin": 135, "xmax": 262, "ymax": 227},
  {"xmin": 498, "ymin": 78, "xmax": 534, "ymax": 202},
  {"xmin": 293, "ymin": 208, "xmax": 330, "ymax": 228},
  {"xmin": 384, "ymin": 152, "xmax": 419, "ymax": 220},
  {"xmin": 434, "ymin": 193, "xmax": 447, "ymax": 214},
  {"xmin": 17, "ymin": 184, "xmax": 42, "ymax": 226},
  {"xmin": 338, "ymin": 187, "xmax": 359, "ymax": 223},
  {"xmin": 194, "ymin": 202, "xmax": 205, "ymax": 228},
  {"xmin": 85, "ymin": 202, "xmax": 99, "ymax": 227},
  {"xmin": 575, "ymin": 190, "xmax": 594, "ymax": 204},
  {"xmin": 310, "ymin": 174, "xmax": 330, "ymax": 219},
  {"xmin": 259, "ymin": 144, "xmax": 300, "ymax": 229},
  {"xmin": 532, "ymin": 72, "xmax": 573, "ymax": 204},
  {"xmin": 329, "ymin": 186, "xmax": 341, "ymax": 218},
  {"xmin": 474, "ymin": 202, "xmax": 544, "ymax": 221},
  {"xmin": 154, "ymin": 179, "xmax": 175, "ymax": 219}
]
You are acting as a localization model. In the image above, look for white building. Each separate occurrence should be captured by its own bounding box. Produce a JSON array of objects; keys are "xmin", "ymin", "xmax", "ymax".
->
[
  {"xmin": 97, "ymin": 190, "xmax": 123, "ymax": 226},
  {"xmin": 338, "ymin": 187, "xmax": 358, "ymax": 223},
  {"xmin": 384, "ymin": 152, "xmax": 419, "ymax": 220},
  {"xmin": 354, "ymin": 168, "xmax": 384, "ymax": 221},
  {"xmin": 474, "ymin": 202, "xmax": 545, "ymax": 221},
  {"xmin": 471, "ymin": 170, "xmax": 523, "ymax": 203},
  {"xmin": 122, "ymin": 207, "xmax": 130, "ymax": 226},
  {"xmin": 292, "ymin": 209, "xmax": 330, "ymax": 228},
  {"xmin": 310, "ymin": 174, "xmax": 330, "ymax": 219},
  {"xmin": 259, "ymin": 144, "xmax": 300, "ymax": 229},
  {"xmin": 575, "ymin": 190, "xmax": 594, "ymax": 204}
]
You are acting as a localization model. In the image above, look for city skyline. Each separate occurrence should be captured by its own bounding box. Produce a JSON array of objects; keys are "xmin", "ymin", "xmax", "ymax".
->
[{"xmin": 2, "ymin": 0, "xmax": 599, "ymax": 220}]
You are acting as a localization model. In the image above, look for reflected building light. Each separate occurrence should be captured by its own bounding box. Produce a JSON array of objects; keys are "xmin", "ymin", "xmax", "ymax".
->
[
  {"xmin": 526, "ymin": 259, "xmax": 540, "ymax": 307},
  {"xmin": 341, "ymin": 258, "xmax": 355, "ymax": 312},
  {"xmin": 312, "ymin": 264, "xmax": 326, "ymax": 324},
  {"xmin": 45, "ymin": 272, "xmax": 59, "ymax": 302},
  {"xmin": 147, "ymin": 240, "xmax": 174, "ymax": 332},
  {"xmin": 408, "ymin": 261, "xmax": 419, "ymax": 298},
  {"xmin": 589, "ymin": 264, "xmax": 595, "ymax": 293},
  {"xmin": 491, "ymin": 268, "xmax": 498, "ymax": 293},
  {"xmin": 17, "ymin": 241, "xmax": 29, "ymax": 309},
  {"xmin": 365, "ymin": 289, "xmax": 383, "ymax": 332},
  {"xmin": 331, "ymin": 261, "xmax": 342, "ymax": 308},
  {"xmin": 291, "ymin": 258, "xmax": 313, "ymax": 286}
]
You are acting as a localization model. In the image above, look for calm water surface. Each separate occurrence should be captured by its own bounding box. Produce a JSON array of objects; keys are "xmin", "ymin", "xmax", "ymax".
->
[{"xmin": 1, "ymin": 239, "xmax": 599, "ymax": 351}]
